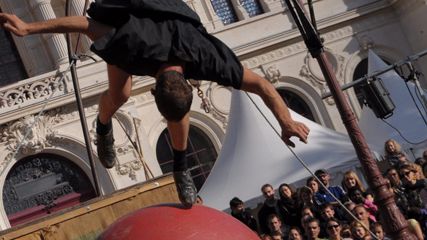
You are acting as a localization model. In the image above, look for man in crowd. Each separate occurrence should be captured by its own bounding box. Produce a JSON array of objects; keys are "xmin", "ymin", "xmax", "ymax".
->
[
  {"xmin": 314, "ymin": 169, "xmax": 347, "ymax": 206},
  {"xmin": 258, "ymin": 184, "xmax": 280, "ymax": 234},
  {"xmin": 229, "ymin": 197, "xmax": 258, "ymax": 232}
]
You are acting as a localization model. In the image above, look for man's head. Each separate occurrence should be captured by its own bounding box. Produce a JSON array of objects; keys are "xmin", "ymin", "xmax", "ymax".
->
[
  {"xmin": 229, "ymin": 197, "xmax": 244, "ymax": 214},
  {"xmin": 267, "ymin": 214, "xmax": 282, "ymax": 233},
  {"xmin": 399, "ymin": 164, "xmax": 417, "ymax": 184},
  {"xmin": 261, "ymin": 184, "xmax": 276, "ymax": 202},
  {"xmin": 321, "ymin": 203, "xmax": 335, "ymax": 220},
  {"xmin": 304, "ymin": 217, "xmax": 321, "ymax": 240},
  {"xmin": 314, "ymin": 169, "xmax": 330, "ymax": 186},
  {"xmin": 152, "ymin": 71, "xmax": 193, "ymax": 122},
  {"xmin": 386, "ymin": 167, "xmax": 400, "ymax": 187}
]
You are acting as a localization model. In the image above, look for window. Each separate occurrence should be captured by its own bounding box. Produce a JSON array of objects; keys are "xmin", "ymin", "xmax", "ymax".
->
[
  {"xmin": 2, "ymin": 154, "xmax": 96, "ymax": 226},
  {"xmin": 352, "ymin": 58, "xmax": 368, "ymax": 107},
  {"xmin": 240, "ymin": 0, "xmax": 263, "ymax": 17},
  {"xmin": 211, "ymin": 0, "xmax": 238, "ymax": 25},
  {"xmin": 0, "ymin": 9, "xmax": 27, "ymax": 87},
  {"xmin": 156, "ymin": 125, "xmax": 218, "ymax": 190},
  {"xmin": 277, "ymin": 88, "xmax": 316, "ymax": 122}
]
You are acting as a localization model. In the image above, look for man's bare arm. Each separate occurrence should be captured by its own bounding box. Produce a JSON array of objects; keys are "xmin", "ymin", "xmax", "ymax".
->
[
  {"xmin": 240, "ymin": 68, "xmax": 310, "ymax": 147},
  {"xmin": 0, "ymin": 13, "xmax": 110, "ymax": 41}
]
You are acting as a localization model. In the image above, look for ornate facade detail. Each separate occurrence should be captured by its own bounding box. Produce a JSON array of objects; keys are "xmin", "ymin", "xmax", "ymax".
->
[
  {"xmin": 241, "ymin": 42, "xmax": 307, "ymax": 68},
  {"xmin": 206, "ymin": 83, "xmax": 229, "ymax": 129},
  {"xmin": 115, "ymin": 160, "xmax": 143, "ymax": 181},
  {"xmin": 299, "ymin": 49, "xmax": 345, "ymax": 106},
  {"xmin": 262, "ymin": 65, "xmax": 281, "ymax": 84},
  {"xmin": 0, "ymin": 115, "xmax": 58, "ymax": 155},
  {"xmin": 356, "ymin": 34, "xmax": 375, "ymax": 51},
  {"xmin": 0, "ymin": 74, "xmax": 68, "ymax": 110}
]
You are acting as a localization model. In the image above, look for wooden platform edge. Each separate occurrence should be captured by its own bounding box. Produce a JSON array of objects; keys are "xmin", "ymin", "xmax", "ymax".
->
[{"xmin": 0, "ymin": 173, "xmax": 179, "ymax": 240}]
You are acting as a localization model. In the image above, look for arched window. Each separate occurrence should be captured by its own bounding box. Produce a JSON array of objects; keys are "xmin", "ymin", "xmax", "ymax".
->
[
  {"xmin": 156, "ymin": 125, "xmax": 218, "ymax": 190},
  {"xmin": 352, "ymin": 58, "xmax": 368, "ymax": 107},
  {"xmin": 277, "ymin": 88, "xmax": 316, "ymax": 122},
  {"xmin": 2, "ymin": 154, "xmax": 96, "ymax": 226},
  {"xmin": 0, "ymin": 9, "xmax": 27, "ymax": 87},
  {"xmin": 210, "ymin": 0, "xmax": 238, "ymax": 25}
]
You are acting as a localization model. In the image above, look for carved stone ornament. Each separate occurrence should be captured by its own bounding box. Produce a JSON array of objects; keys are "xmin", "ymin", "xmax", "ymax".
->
[
  {"xmin": 0, "ymin": 74, "xmax": 67, "ymax": 110},
  {"xmin": 115, "ymin": 160, "xmax": 143, "ymax": 181},
  {"xmin": 206, "ymin": 83, "xmax": 229, "ymax": 129},
  {"xmin": 357, "ymin": 35, "xmax": 375, "ymax": 51},
  {"xmin": 263, "ymin": 65, "xmax": 281, "ymax": 84},
  {"xmin": 300, "ymin": 49, "xmax": 345, "ymax": 105},
  {"xmin": 0, "ymin": 115, "xmax": 58, "ymax": 155}
]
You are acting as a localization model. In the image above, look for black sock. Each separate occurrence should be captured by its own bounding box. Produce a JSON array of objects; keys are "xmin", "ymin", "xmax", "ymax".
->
[
  {"xmin": 96, "ymin": 117, "xmax": 112, "ymax": 135},
  {"xmin": 173, "ymin": 149, "xmax": 188, "ymax": 172}
]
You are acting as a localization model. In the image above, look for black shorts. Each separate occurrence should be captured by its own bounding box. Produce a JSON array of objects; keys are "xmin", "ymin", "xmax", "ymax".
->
[{"xmin": 87, "ymin": 0, "xmax": 243, "ymax": 89}]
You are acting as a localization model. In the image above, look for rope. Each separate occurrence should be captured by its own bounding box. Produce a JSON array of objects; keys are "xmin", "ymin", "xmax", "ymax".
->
[
  {"xmin": 244, "ymin": 92, "xmax": 379, "ymax": 239},
  {"xmin": 114, "ymin": 114, "xmax": 154, "ymax": 179}
]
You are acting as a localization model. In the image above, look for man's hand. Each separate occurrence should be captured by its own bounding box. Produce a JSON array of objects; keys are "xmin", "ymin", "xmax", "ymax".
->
[
  {"xmin": 0, "ymin": 13, "xmax": 29, "ymax": 37},
  {"xmin": 281, "ymin": 120, "xmax": 310, "ymax": 147}
]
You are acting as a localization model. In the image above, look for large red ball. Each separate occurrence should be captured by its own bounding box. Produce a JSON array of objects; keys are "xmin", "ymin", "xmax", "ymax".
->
[{"xmin": 99, "ymin": 204, "xmax": 260, "ymax": 240}]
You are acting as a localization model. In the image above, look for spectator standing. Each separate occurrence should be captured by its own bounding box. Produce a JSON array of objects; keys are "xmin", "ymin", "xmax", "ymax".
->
[
  {"xmin": 288, "ymin": 226, "xmax": 303, "ymax": 240},
  {"xmin": 314, "ymin": 169, "xmax": 347, "ymax": 207},
  {"xmin": 383, "ymin": 139, "xmax": 409, "ymax": 168},
  {"xmin": 268, "ymin": 214, "xmax": 289, "ymax": 239},
  {"xmin": 278, "ymin": 183, "xmax": 301, "ymax": 228},
  {"xmin": 347, "ymin": 189, "xmax": 377, "ymax": 222},
  {"xmin": 304, "ymin": 217, "xmax": 328, "ymax": 240},
  {"xmin": 229, "ymin": 197, "xmax": 258, "ymax": 232},
  {"xmin": 326, "ymin": 217, "xmax": 352, "ymax": 240},
  {"xmin": 258, "ymin": 184, "xmax": 280, "ymax": 235}
]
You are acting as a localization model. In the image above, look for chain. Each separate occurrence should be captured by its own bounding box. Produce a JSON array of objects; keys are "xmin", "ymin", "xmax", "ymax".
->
[{"xmin": 189, "ymin": 80, "xmax": 210, "ymax": 113}]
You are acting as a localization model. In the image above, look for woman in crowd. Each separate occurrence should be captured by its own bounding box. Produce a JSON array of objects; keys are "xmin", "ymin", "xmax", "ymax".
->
[
  {"xmin": 383, "ymin": 139, "xmax": 409, "ymax": 167},
  {"xmin": 278, "ymin": 183, "xmax": 301, "ymax": 228},
  {"xmin": 342, "ymin": 171, "xmax": 373, "ymax": 199},
  {"xmin": 326, "ymin": 218, "xmax": 352, "ymax": 240},
  {"xmin": 307, "ymin": 177, "xmax": 320, "ymax": 194}
]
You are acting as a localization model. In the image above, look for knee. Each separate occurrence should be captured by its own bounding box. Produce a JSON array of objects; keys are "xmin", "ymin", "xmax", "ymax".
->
[{"xmin": 108, "ymin": 90, "xmax": 130, "ymax": 108}]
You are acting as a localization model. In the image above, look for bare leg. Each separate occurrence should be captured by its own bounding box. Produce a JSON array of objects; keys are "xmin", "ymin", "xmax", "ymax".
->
[
  {"xmin": 95, "ymin": 65, "xmax": 131, "ymax": 168},
  {"xmin": 98, "ymin": 65, "xmax": 132, "ymax": 124},
  {"xmin": 167, "ymin": 113, "xmax": 189, "ymax": 151}
]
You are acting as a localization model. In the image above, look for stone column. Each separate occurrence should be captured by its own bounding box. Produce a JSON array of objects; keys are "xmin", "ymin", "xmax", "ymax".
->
[
  {"xmin": 67, "ymin": 0, "xmax": 92, "ymax": 55},
  {"xmin": 29, "ymin": 0, "xmax": 69, "ymax": 68}
]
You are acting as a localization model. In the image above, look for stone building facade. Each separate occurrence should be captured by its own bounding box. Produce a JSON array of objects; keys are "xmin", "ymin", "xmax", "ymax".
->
[{"xmin": 0, "ymin": 0, "xmax": 426, "ymax": 230}]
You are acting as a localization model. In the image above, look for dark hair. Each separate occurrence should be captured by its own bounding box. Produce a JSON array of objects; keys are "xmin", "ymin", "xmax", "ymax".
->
[
  {"xmin": 229, "ymin": 197, "xmax": 243, "ymax": 208},
  {"xmin": 153, "ymin": 71, "xmax": 193, "ymax": 122},
  {"xmin": 261, "ymin": 183, "xmax": 273, "ymax": 192}
]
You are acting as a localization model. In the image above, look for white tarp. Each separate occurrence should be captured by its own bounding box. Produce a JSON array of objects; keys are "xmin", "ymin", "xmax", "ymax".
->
[
  {"xmin": 358, "ymin": 51, "xmax": 427, "ymax": 158},
  {"xmin": 199, "ymin": 51, "xmax": 427, "ymax": 211},
  {"xmin": 199, "ymin": 91, "xmax": 359, "ymax": 210}
]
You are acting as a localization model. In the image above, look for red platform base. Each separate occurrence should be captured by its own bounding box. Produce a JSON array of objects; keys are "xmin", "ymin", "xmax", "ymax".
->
[{"xmin": 99, "ymin": 204, "xmax": 260, "ymax": 240}]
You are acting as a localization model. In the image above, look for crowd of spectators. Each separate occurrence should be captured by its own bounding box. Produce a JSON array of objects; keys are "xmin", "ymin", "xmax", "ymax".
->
[{"xmin": 227, "ymin": 139, "xmax": 427, "ymax": 240}]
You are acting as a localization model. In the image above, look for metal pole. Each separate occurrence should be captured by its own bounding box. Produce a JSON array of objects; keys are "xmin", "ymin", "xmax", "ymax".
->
[
  {"xmin": 284, "ymin": 0, "xmax": 416, "ymax": 239},
  {"xmin": 64, "ymin": 0, "xmax": 102, "ymax": 196}
]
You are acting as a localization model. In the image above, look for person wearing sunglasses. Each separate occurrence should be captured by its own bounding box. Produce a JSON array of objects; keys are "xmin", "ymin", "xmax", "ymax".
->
[{"xmin": 326, "ymin": 218, "xmax": 351, "ymax": 240}]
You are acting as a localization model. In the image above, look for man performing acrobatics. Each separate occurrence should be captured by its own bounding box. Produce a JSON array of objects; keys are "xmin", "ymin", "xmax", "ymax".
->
[{"xmin": 0, "ymin": 0, "xmax": 310, "ymax": 208}]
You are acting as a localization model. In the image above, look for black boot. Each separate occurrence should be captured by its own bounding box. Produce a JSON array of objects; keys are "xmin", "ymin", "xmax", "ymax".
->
[
  {"xmin": 173, "ymin": 149, "xmax": 197, "ymax": 208},
  {"xmin": 96, "ymin": 118, "xmax": 116, "ymax": 168}
]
